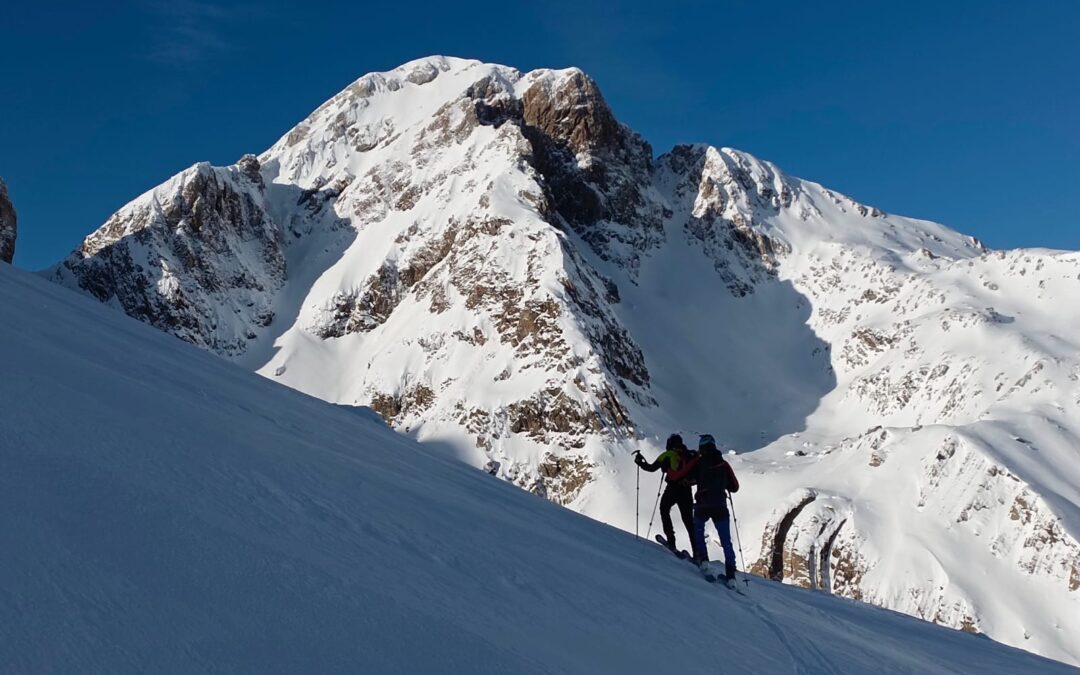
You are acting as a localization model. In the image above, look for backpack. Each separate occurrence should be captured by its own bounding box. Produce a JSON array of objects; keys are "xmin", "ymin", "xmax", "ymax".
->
[{"xmin": 667, "ymin": 448, "xmax": 699, "ymax": 484}]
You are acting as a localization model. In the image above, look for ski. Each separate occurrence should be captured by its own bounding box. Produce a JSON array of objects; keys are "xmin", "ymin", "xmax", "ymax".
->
[
  {"xmin": 727, "ymin": 577, "xmax": 749, "ymax": 596},
  {"xmin": 654, "ymin": 534, "xmax": 691, "ymax": 560},
  {"xmin": 698, "ymin": 561, "xmax": 721, "ymax": 583},
  {"xmin": 699, "ymin": 564, "xmax": 748, "ymax": 595}
]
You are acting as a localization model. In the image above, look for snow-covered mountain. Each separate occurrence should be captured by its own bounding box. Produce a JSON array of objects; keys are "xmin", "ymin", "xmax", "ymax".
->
[
  {"xmin": 0, "ymin": 177, "xmax": 15, "ymax": 264},
  {"xmin": 4, "ymin": 258, "xmax": 1077, "ymax": 674},
  {"xmin": 48, "ymin": 56, "xmax": 1080, "ymax": 664}
]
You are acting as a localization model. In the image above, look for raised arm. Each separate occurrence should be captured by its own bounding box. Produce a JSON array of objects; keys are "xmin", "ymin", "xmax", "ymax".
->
[{"xmin": 634, "ymin": 452, "xmax": 663, "ymax": 472}]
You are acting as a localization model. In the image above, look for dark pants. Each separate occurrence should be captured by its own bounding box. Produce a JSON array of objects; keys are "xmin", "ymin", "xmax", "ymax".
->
[
  {"xmin": 693, "ymin": 506, "xmax": 737, "ymax": 579},
  {"xmin": 660, "ymin": 483, "xmax": 695, "ymax": 552}
]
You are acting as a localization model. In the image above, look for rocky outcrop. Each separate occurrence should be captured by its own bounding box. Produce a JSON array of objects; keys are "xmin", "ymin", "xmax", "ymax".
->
[
  {"xmin": 752, "ymin": 426, "xmax": 1080, "ymax": 643},
  {"xmin": 519, "ymin": 69, "xmax": 665, "ymax": 272},
  {"xmin": 51, "ymin": 162, "xmax": 296, "ymax": 355},
  {"xmin": 0, "ymin": 178, "xmax": 16, "ymax": 264},
  {"xmin": 656, "ymin": 145, "xmax": 796, "ymax": 295}
]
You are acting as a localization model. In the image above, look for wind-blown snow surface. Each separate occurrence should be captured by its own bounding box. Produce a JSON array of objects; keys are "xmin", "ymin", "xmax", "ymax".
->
[
  {"xmin": 2, "ymin": 263, "xmax": 1076, "ymax": 674},
  {"xmin": 49, "ymin": 56, "xmax": 1080, "ymax": 663}
]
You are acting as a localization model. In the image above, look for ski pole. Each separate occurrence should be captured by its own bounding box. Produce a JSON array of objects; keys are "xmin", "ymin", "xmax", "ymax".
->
[
  {"xmin": 635, "ymin": 456, "xmax": 640, "ymax": 538},
  {"xmin": 729, "ymin": 492, "xmax": 749, "ymax": 586},
  {"xmin": 645, "ymin": 476, "xmax": 663, "ymax": 539}
]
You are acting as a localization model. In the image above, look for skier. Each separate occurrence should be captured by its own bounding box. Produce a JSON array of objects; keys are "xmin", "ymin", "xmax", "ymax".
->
[
  {"xmin": 634, "ymin": 434, "xmax": 699, "ymax": 555},
  {"xmin": 690, "ymin": 434, "xmax": 740, "ymax": 583}
]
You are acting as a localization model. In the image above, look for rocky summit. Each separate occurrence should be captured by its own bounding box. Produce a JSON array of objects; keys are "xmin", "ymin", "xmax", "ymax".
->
[
  {"xmin": 0, "ymin": 178, "xmax": 15, "ymax": 264},
  {"xmin": 48, "ymin": 56, "xmax": 1080, "ymax": 664}
]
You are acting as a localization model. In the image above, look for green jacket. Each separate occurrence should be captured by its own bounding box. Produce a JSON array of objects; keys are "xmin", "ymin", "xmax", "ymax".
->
[{"xmin": 635, "ymin": 449, "xmax": 698, "ymax": 484}]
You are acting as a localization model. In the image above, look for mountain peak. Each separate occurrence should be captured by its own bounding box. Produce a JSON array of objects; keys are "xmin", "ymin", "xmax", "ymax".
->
[{"xmin": 47, "ymin": 57, "xmax": 1080, "ymax": 665}]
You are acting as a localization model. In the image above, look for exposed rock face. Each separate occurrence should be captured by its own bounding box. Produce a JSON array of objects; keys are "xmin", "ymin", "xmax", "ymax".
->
[
  {"xmin": 0, "ymin": 178, "xmax": 16, "ymax": 264},
  {"xmin": 47, "ymin": 56, "xmax": 1080, "ymax": 664},
  {"xmin": 52, "ymin": 162, "xmax": 298, "ymax": 355},
  {"xmin": 519, "ymin": 69, "xmax": 664, "ymax": 272},
  {"xmin": 657, "ymin": 145, "xmax": 796, "ymax": 295},
  {"xmin": 748, "ymin": 424, "xmax": 1080, "ymax": 642}
]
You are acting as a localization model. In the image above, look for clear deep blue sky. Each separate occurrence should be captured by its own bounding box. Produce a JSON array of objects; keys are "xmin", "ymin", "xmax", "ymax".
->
[{"xmin": 3, "ymin": 1, "xmax": 1078, "ymax": 269}]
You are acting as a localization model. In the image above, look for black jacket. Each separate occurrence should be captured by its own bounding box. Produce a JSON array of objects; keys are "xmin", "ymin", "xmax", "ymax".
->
[{"xmin": 692, "ymin": 446, "xmax": 740, "ymax": 514}]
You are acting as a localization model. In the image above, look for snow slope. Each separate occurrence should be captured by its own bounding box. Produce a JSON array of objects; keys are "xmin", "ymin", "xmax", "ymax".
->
[
  {"xmin": 47, "ymin": 56, "xmax": 1080, "ymax": 663},
  {"xmin": 2, "ymin": 257, "xmax": 1076, "ymax": 673}
]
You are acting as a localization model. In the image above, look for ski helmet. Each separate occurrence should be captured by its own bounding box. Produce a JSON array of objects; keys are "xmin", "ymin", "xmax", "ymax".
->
[{"xmin": 666, "ymin": 433, "xmax": 685, "ymax": 451}]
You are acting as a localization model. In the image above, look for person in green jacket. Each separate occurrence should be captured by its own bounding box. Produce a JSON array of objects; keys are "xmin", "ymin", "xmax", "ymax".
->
[{"xmin": 634, "ymin": 434, "xmax": 699, "ymax": 555}]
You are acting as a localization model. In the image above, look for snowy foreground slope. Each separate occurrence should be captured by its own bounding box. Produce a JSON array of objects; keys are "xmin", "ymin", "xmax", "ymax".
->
[
  {"xmin": 2, "ymin": 265, "xmax": 1075, "ymax": 675},
  {"xmin": 48, "ymin": 56, "xmax": 1080, "ymax": 663}
]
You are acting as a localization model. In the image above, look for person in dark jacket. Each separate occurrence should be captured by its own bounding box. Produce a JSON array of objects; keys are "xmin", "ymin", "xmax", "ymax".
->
[
  {"xmin": 634, "ymin": 434, "xmax": 699, "ymax": 553},
  {"xmin": 690, "ymin": 433, "xmax": 740, "ymax": 580}
]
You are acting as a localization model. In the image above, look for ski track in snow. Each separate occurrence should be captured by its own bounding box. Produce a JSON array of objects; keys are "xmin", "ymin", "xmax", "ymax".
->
[{"xmin": 751, "ymin": 601, "xmax": 841, "ymax": 675}]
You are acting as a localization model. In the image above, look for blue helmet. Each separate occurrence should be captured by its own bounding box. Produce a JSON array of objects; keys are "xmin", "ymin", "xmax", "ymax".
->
[{"xmin": 698, "ymin": 434, "xmax": 717, "ymax": 451}]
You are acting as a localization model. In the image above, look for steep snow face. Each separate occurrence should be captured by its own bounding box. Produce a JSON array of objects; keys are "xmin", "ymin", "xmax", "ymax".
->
[
  {"xmin": 740, "ymin": 244, "xmax": 1080, "ymax": 660},
  {"xmin": 4, "ymin": 262, "xmax": 1078, "ymax": 674},
  {"xmin": 50, "ymin": 56, "xmax": 1080, "ymax": 664},
  {"xmin": 0, "ymin": 177, "xmax": 15, "ymax": 264}
]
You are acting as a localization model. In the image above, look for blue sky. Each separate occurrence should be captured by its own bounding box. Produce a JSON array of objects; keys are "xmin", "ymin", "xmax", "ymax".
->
[{"xmin": 3, "ymin": 0, "xmax": 1077, "ymax": 269}]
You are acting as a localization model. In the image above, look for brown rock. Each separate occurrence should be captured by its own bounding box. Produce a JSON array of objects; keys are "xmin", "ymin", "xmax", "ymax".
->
[
  {"xmin": 521, "ymin": 70, "xmax": 622, "ymax": 157},
  {"xmin": 54, "ymin": 164, "xmax": 286, "ymax": 356},
  {"xmin": 0, "ymin": 178, "xmax": 16, "ymax": 264}
]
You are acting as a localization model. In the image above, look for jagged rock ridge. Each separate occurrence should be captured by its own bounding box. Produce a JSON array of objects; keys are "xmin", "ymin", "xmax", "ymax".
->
[{"xmin": 48, "ymin": 57, "xmax": 1080, "ymax": 665}]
